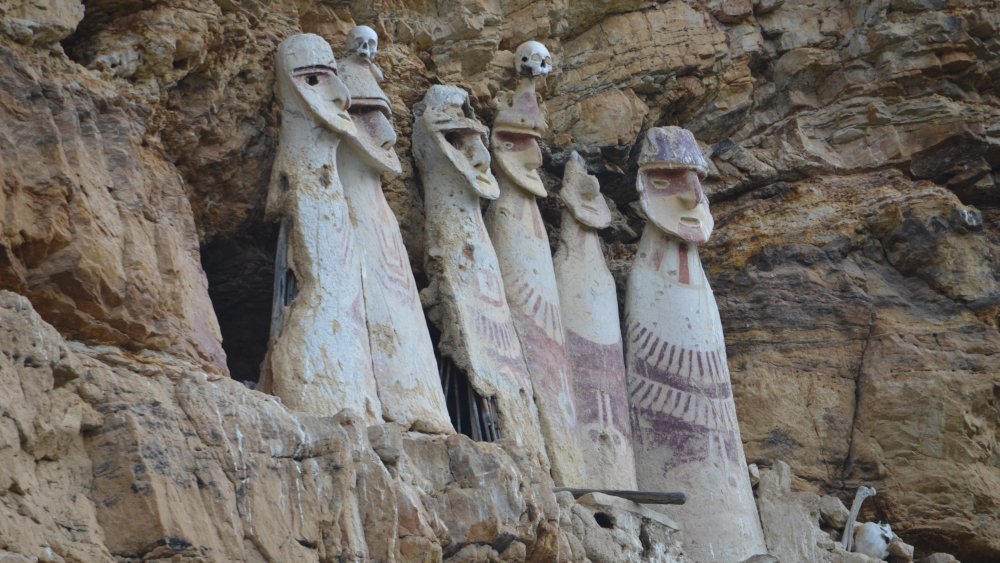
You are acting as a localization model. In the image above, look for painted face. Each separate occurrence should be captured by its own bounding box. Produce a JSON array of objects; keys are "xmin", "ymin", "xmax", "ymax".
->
[
  {"xmin": 276, "ymin": 34, "xmax": 355, "ymax": 137},
  {"xmin": 442, "ymin": 130, "xmax": 498, "ymax": 199},
  {"xmin": 560, "ymin": 152, "xmax": 611, "ymax": 229},
  {"xmin": 416, "ymin": 86, "xmax": 499, "ymax": 199},
  {"xmin": 637, "ymin": 168, "xmax": 713, "ymax": 243},
  {"xmin": 636, "ymin": 127, "xmax": 713, "ymax": 243},
  {"xmin": 492, "ymin": 129, "xmax": 545, "ymax": 197},
  {"xmin": 337, "ymin": 50, "xmax": 400, "ymax": 174}
]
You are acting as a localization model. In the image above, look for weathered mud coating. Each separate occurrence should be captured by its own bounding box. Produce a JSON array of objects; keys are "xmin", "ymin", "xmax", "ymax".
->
[
  {"xmin": 413, "ymin": 85, "xmax": 547, "ymax": 460},
  {"xmin": 338, "ymin": 28, "xmax": 453, "ymax": 434},
  {"xmin": 485, "ymin": 44, "xmax": 585, "ymax": 486},
  {"xmin": 554, "ymin": 152, "xmax": 636, "ymax": 490},
  {"xmin": 627, "ymin": 127, "xmax": 766, "ymax": 561},
  {"xmin": 259, "ymin": 34, "xmax": 381, "ymax": 423}
]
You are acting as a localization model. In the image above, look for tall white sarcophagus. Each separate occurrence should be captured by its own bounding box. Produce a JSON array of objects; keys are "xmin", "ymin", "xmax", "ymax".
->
[
  {"xmin": 337, "ymin": 26, "xmax": 452, "ymax": 433},
  {"xmin": 554, "ymin": 152, "xmax": 637, "ymax": 490},
  {"xmin": 260, "ymin": 34, "xmax": 381, "ymax": 423},
  {"xmin": 626, "ymin": 127, "xmax": 766, "ymax": 562}
]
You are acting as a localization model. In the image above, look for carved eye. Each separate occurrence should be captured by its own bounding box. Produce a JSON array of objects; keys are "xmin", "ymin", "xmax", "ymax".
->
[
  {"xmin": 445, "ymin": 131, "xmax": 463, "ymax": 150},
  {"xmin": 306, "ymin": 75, "xmax": 319, "ymax": 86},
  {"xmin": 521, "ymin": 56, "xmax": 528, "ymax": 62},
  {"xmin": 503, "ymin": 141, "xmax": 514, "ymax": 150}
]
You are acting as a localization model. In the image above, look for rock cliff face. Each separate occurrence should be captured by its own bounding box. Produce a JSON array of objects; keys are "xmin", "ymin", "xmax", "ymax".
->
[
  {"xmin": 0, "ymin": 0, "xmax": 997, "ymax": 561},
  {"xmin": 0, "ymin": 290, "xmax": 684, "ymax": 561}
]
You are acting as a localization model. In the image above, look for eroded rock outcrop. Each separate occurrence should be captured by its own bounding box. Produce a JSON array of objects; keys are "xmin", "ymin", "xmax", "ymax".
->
[
  {"xmin": 0, "ymin": 38, "xmax": 225, "ymax": 373},
  {"xmin": 0, "ymin": 290, "xmax": 685, "ymax": 561}
]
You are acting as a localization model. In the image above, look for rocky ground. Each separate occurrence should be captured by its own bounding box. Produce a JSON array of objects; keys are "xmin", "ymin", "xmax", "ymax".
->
[{"xmin": 0, "ymin": 0, "xmax": 998, "ymax": 561}]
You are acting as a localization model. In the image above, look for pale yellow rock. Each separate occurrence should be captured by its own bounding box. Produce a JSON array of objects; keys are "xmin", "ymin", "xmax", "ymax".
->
[
  {"xmin": 0, "ymin": 40, "xmax": 226, "ymax": 373},
  {"xmin": 2, "ymin": 0, "xmax": 83, "ymax": 44},
  {"xmin": 0, "ymin": 290, "xmax": 674, "ymax": 561}
]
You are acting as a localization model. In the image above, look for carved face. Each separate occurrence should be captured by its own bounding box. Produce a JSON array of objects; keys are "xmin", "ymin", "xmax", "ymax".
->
[
  {"xmin": 636, "ymin": 127, "xmax": 713, "ymax": 243},
  {"xmin": 344, "ymin": 109, "xmax": 402, "ymax": 174},
  {"xmin": 514, "ymin": 40, "xmax": 552, "ymax": 77},
  {"xmin": 347, "ymin": 25, "xmax": 378, "ymax": 60},
  {"xmin": 443, "ymin": 130, "xmax": 497, "ymax": 199},
  {"xmin": 560, "ymin": 152, "xmax": 611, "ymax": 229},
  {"xmin": 276, "ymin": 34, "xmax": 355, "ymax": 137},
  {"xmin": 416, "ymin": 86, "xmax": 499, "ymax": 199},
  {"xmin": 637, "ymin": 168, "xmax": 713, "ymax": 243},
  {"xmin": 336, "ymin": 50, "xmax": 396, "ymax": 174},
  {"xmin": 491, "ymin": 130, "xmax": 545, "ymax": 197}
]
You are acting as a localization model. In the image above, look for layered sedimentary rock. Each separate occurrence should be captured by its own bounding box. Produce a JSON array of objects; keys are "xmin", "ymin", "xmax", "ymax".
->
[
  {"xmin": 711, "ymin": 169, "xmax": 1000, "ymax": 561},
  {"xmin": 1, "ymin": 0, "xmax": 998, "ymax": 559},
  {"xmin": 0, "ymin": 26, "xmax": 225, "ymax": 373},
  {"xmin": 0, "ymin": 290, "xmax": 685, "ymax": 562}
]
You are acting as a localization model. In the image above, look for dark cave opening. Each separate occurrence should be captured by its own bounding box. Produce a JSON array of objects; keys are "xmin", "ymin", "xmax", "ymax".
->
[
  {"xmin": 593, "ymin": 512, "xmax": 615, "ymax": 529},
  {"xmin": 200, "ymin": 224, "xmax": 278, "ymax": 384}
]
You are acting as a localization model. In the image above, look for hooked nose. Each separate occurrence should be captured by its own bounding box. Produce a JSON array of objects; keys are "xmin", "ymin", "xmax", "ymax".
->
[
  {"xmin": 329, "ymin": 80, "xmax": 351, "ymax": 111},
  {"xmin": 470, "ymin": 139, "xmax": 491, "ymax": 172},
  {"xmin": 332, "ymin": 91, "xmax": 350, "ymax": 111}
]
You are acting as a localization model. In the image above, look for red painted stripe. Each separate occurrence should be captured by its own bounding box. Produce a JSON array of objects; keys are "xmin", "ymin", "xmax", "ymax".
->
[{"xmin": 678, "ymin": 243, "xmax": 690, "ymax": 284}]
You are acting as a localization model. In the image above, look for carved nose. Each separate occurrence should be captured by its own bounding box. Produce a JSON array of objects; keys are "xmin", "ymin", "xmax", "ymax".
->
[
  {"xmin": 471, "ymin": 141, "xmax": 491, "ymax": 172},
  {"xmin": 331, "ymin": 91, "xmax": 348, "ymax": 110},
  {"xmin": 679, "ymin": 185, "xmax": 704, "ymax": 209}
]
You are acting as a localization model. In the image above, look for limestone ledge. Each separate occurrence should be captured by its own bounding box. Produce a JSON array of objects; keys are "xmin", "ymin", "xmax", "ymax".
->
[{"xmin": 0, "ymin": 290, "xmax": 684, "ymax": 562}]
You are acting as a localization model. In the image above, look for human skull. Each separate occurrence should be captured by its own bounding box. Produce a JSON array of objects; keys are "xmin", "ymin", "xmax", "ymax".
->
[
  {"xmin": 514, "ymin": 40, "xmax": 552, "ymax": 77},
  {"xmin": 347, "ymin": 25, "xmax": 378, "ymax": 60}
]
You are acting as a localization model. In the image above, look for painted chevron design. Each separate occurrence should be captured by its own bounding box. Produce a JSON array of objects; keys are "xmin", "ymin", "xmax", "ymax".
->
[
  {"xmin": 471, "ymin": 305, "xmax": 521, "ymax": 360},
  {"xmin": 624, "ymin": 319, "xmax": 729, "ymax": 387},
  {"xmin": 625, "ymin": 319, "xmax": 738, "ymax": 435},
  {"xmin": 508, "ymin": 279, "xmax": 564, "ymax": 342}
]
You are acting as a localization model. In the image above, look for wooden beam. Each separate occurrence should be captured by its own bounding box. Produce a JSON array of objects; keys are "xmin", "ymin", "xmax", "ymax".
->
[{"xmin": 554, "ymin": 488, "xmax": 686, "ymax": 505}]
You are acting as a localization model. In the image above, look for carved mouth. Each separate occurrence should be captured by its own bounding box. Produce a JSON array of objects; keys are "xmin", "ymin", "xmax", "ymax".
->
[
  {"xmin": 680, "ymin": 217, "xmax": 701, "ymax": 226},
  {"xmin": 477, "ymin": 173, "xmax": 493, "ymax": 184},
  {"xmin": 494, "ymin": 125, "xmax": 542, "ymax": 138}
]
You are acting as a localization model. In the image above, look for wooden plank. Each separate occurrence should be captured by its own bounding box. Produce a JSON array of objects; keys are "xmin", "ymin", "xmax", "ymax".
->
[{"xmin": 554, "ymin": 488, "xmax": 686, "ymax": 505}]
